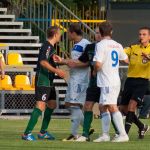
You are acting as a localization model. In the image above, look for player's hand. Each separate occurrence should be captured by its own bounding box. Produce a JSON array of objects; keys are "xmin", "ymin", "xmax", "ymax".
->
[
  {"xmin": 55, "ymin": 68, "xmax": 66, "ymax": 79},
  {"xmin": 53, "ymin": 54, "xmax": 62, "ymax": 62},
  {"xmin": 141, "ymin": 52, "xmax": 150, "ymax": 60},
  {"xmin": 67, "ymin": 60, "xmax": 77, "ymax": 68}
]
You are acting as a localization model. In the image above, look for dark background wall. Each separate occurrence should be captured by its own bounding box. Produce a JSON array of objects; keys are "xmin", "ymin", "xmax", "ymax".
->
[{"xmin": 107, "ymin": 4, "xmax": 150, "ymax": 47}]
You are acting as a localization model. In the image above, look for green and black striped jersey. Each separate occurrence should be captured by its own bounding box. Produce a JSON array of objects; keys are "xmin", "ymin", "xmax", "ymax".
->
[{"xmin": 36, "ymin": 41, "xmax": 56, "ymax": 87}]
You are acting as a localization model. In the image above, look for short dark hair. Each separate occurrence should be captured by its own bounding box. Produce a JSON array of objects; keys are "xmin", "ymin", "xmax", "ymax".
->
[
  {"xmin": 47, "ymin": 26, "xmax": 60, "ymax": 39},
  {"xmin": 139, "ymin": 26, "xmax": 150, "ymax": 34},
  {"xmin": 99, "ymin": 21, "xmax": 112, "ymax": 37},
  {"xmin": 69, "ymin": 23, "xmax": 83, "ymax": 36}
]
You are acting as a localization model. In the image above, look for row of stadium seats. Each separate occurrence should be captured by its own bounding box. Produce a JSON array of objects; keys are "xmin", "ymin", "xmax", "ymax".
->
[
  {"xmin": 0, "ymin": 75, "xmax": 35, "ymax": 90},
  {"xmin": 1, "ymin": 52, "xmax": 23, "ymax": 66}
]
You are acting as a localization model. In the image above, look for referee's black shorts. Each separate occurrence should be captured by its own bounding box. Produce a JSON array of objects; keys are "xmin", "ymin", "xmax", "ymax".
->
[
  {"xmin": 86, "ymin": 87, "xmax": 100, "ymax": 103},
  {"xmin": 120, "ymin": 78, "xmax": 148, "ymax": 106}
]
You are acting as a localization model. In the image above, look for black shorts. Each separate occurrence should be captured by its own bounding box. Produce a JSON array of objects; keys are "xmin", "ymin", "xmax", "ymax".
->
[
  {"xmin": 120, "ymin": 78, "xmax": 148, "ymax": 106},
  {"xmin": 86, "ymin": 87, "xmax": 100, "ymax": 103},
  {"xmin": 35, "ymin": 86, "xmax": 56, "ymax": 102}
]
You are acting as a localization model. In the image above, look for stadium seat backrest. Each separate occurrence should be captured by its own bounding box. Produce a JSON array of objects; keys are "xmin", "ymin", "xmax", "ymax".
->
[
  {"xmin": 15, "ymin": 75, "xmax": 31, "ymax": 89},
  {"xmin": 8, "ymin": 53, "xmax": 23, "ymax": 66},
  {"xmin": 0, "ymin": 75, "xmax": 13, "ymax": 88}
]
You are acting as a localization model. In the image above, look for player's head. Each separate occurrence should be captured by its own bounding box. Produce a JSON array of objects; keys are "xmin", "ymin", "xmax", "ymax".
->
[
  {"xmin": 68, "ymin": 23, "xmax": 83, "ymax": 41},
  {"xmin": 47, "ymin": 26, "xmax": 61, "ymax": 43},
  {"xmin": 99, "ymin": 21, "xmax": 112, "ymax": 38},
  {"xmin": 139, "ymin": 27, "xmax": 150, "ymax": 45},
  {"xmin": 95, "ymin": 27, "xmax": 101, "ymax": 42}
]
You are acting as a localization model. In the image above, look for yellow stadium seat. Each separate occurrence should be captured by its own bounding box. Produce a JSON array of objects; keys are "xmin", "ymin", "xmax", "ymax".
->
[
  {"xmin": 14, "ymin": 75, "xmax": 34, "ymax": 90},
  {"xmin": 0, "ymin": 75, "xmax": 16, "ymax": 90},
  {"xmin": 7, "ymin": 53, "xmax": 23, "ymax": 66}
]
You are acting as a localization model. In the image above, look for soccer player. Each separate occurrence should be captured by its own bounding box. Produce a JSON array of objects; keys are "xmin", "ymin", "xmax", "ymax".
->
[
  {"xmin": 55, "ymin": 23, "xmax": 90, "ymax": 141},
  {"xmin": 0, "ymin": 52, "xmax": 5, "ymax": 79},
  {"xmin": 93, "ymin": 21, "xmax": 129, "ymax": 142},
  {"xmin": 22, "ymin": 26, "xmax": 66, "ymax": 141},
  {"xmin": 120, "ymin": 27, "xmax": 150, "ymax": 139},
  {"xmin": 65, "ymin": 27, "xmax": 101, "ymax": 142}
]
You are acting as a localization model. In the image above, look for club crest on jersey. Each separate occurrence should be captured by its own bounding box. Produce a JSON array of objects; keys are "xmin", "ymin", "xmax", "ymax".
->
[
  {"xmin": 142, "ymin": 57, "xmax": 149, "ymax": 64},
  {"xmin": 46, "ymin": 46, "xmax": 51, "ymax": 58}
]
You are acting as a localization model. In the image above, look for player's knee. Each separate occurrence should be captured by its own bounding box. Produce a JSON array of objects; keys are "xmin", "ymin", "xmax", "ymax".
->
[
  {"xmin": 36, "ymin": 101, "xmax": 46, "ymax": 111},
  {"xmin": 108, "ymin": 105, "xmax": 118, "ymax": 113},
  {"xmin": 47, "ymin": 100, "xmax": 57, "ymax": 109},
  {"xmin": 84, "ymin": 102, "xmax": 94, "ymax": 111},
  {"xmin": 128, "ymin": 100, "xmax": 137, "ymax": 111}
]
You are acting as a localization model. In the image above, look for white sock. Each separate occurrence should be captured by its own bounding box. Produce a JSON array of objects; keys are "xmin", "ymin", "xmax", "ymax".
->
[
  {"xmin": 69, "ymin": 106, "xmax": 83, "ymax": 136},
  {"xmin": 101, "ymin": 112, "xmax": 111, "ymax": 136},
  {"xmin": 112, "ymin": 111, "xmax": 126, "ymax": 135}
]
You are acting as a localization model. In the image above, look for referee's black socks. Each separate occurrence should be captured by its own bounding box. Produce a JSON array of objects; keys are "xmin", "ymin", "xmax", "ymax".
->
[
  {"xmin": 125, "ymin": 111, "xmax": 144, "ymax": 134},
  {"xmin": 125, "ymin": 111, "xmax": 134, "ymax": 134}
]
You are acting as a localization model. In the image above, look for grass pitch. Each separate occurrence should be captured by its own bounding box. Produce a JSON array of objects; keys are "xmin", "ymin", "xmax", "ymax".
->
[{"xmin": 0, "ymin": 118, "xmax": 150, "ymax": 150}]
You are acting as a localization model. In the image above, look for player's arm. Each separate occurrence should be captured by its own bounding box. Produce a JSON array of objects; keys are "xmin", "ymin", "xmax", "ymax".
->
[
  {"xmin": 67, "ymin": 59, "xmax": 88, "ymax": 68},
  {"xmin": 119, "ymin": 45, "xmax": 129, "ymax": 64},
  {"xmin": 39, "ymin": 45, "xmax": 65, "ymax": 78},
  {"xmin": 67, "ymin": 47, "xmax": 89, "ymax": 68},
  {"xmin": 0, "ymin": 56, "xmax": 5, "ymax": 79},
  {"xmin": 40, "ymin": 60, "xmax": 65, "ymax": 78},
  {"xmin": 53, "ymin": 54, "xmax": 69, "ymax": 65},
  {"xmin": 93, "ymin": 43, "xmax": 104, "ymax": 73}
]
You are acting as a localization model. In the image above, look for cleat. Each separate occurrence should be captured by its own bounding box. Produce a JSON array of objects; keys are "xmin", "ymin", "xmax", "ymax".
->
[
  {"xmin": 62, "ymin": 134, "xmax": 79, "ymax": 141},
  {"xmin": 75, "ymin": 135, "xmax": 90, "ymax": 142},
  {"xmin": 112, "ymin": 134, "xmax": 129, "ymax": 142},
  {"xmin": 93, "ymin": 134, "xmax": 110, "ymax": 142},
  {"xmin": 89, "ymin": 128, "xmax": 95, "ymax": 136},
  {"xmin": 111, "ymin": 134, "xmax": 119, "ymax": 141},
  {"xmin": 138, "ymin": 125, "xmax": 150, "ymax": 139},
  {"xmin": 22, "ymin": 133, "xmax": 36, "ymax": 141},
  {"xmin": 38, "ymin": 131, "xmax": 55, "ymax": 140}
]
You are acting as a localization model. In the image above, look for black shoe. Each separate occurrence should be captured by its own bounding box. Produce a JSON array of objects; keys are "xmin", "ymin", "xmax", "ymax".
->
[
  {"xmin": 89, "ymin": 128, "xmax": 95, "ymax": 136},
  {"xmin": 138, "ymin": 125, "xmax": 150, "ymax": 139},
  {"xmin": 62, "ymin": 134, "xmax": 78, "ymax": 141}
]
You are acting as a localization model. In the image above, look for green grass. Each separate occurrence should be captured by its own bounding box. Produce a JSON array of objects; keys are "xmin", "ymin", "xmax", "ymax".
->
[{"xmin": 0, "ymin": 118, "xmax": 150, "ymax": 150}]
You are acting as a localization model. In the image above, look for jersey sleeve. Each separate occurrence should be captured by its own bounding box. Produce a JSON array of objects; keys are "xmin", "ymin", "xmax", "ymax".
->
[
  {"xmin": 119, "ymin": 45, "xmax": 128, "ymax": 60},
  {"xmin": 39, "ymin": 44, "xmax": 48, "ymax": 61},
  {"xmin": 93, "ymin": 43, "xmax": 105, "ymax": 63},
  {"xmin": 78, "ymin": 45, "xmax": 89, "ymax": 63},
  {"xmin": 124, "ymin": 46, "xmax": 131, "ymax": 57}
]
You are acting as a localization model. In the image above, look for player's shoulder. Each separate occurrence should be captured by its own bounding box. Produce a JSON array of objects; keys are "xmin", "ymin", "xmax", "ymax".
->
[
  {"xmin": 40, "ymin": 41, "xmax": 53, "ymax": 51},
  {"xmin": 85, "ymin": 42, "xmax": 96, "ymax": 49},
  {"xmin": 80, "ymin": 38, "xmax": 91, "ymax": 45},
  {"xmin": 128, "ymin": 42, "xmax": 140, "ymax": 49}
]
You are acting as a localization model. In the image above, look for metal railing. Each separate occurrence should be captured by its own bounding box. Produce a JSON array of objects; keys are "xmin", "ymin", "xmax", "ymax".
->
[{"xmin": 8, "ymin": 0, "xmax": 107, "ymax": 57}]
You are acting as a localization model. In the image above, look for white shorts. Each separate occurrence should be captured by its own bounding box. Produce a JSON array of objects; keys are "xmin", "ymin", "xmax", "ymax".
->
[
  {"xmin": 99, "ymin": 85, "xmax": 120, "ymax": 105},
  {"xmin": 65, "ymin": 80, "xmax": 88, "ymax": 105}
]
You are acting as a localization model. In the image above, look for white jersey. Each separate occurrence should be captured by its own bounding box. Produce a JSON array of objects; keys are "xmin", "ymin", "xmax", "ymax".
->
[
  {"xmin": 65, "ymin": 38, "xmax": 91, "ymax": 105},
  {"xmin": 70, "ymin": 38, "xmax": 91, "ymax": 83},
  {"xmin": 93, "ymin": 39, "xmax": 128, "ymax": 87}
]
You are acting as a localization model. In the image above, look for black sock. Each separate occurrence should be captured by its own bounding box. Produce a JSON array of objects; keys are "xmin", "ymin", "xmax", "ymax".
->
[
  {"xmin": 133, "ymin": 114, "xmax": 144, "ymax": 130},
  {"xmin": 125, "ymin": 111, "xmax": 135, "ymax": 134},
  {"xmin": 111, "ymin": 114, "xmax": 119, "ymax": 135}
]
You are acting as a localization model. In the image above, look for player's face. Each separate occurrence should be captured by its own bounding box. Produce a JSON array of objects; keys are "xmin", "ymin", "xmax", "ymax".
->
[
  {"xmin": 139, "ymin": 29, "xmax": 150, "ymax": 44},
  {"xmin": 67, "ymin": 30, "xmax": 74, "ymax": 41},
  {"xmin": 55, "ymin": 29, "xmax": 61, "ymax": 42},
  {"xmin": 95, "ymin": 28, "xmax": 101, "ymax": 42}
]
